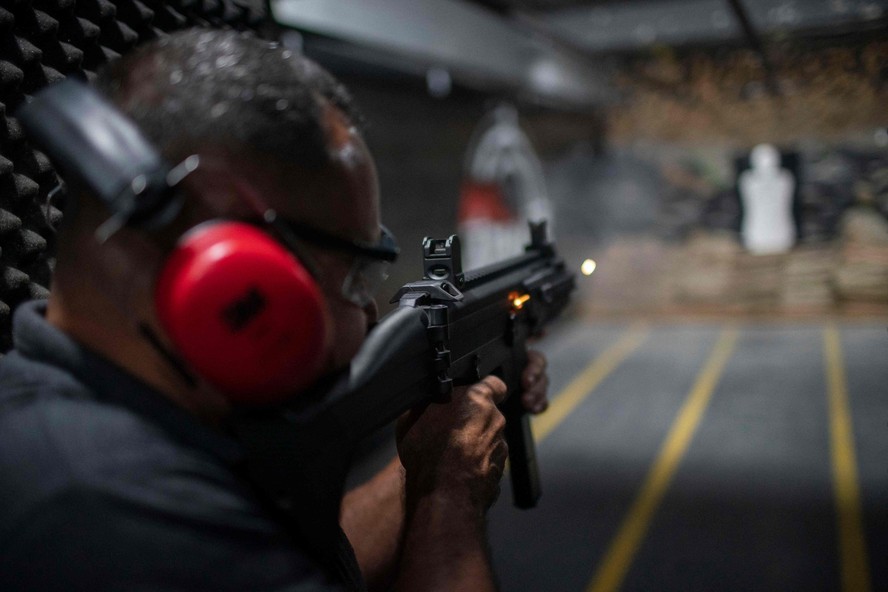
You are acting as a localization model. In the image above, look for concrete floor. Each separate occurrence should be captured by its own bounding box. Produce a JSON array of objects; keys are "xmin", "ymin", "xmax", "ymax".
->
[{"xmin": 487, "ymin": 320, "xmax": 888, "ymax": 592}]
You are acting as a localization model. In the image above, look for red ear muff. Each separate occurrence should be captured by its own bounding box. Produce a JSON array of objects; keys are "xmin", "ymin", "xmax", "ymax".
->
[{"xmin": 155, "ymin": 222, "xmax": 330, "ymax": 404}]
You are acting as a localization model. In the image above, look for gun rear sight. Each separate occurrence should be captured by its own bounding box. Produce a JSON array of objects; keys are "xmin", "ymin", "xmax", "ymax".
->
[
  {"xmin": 421, "ymin": 221, "xmax": 554, "ymax": 288},
  {"xmin": 422, "ymin": 235, "xmax": 465, "ymax": 287}
]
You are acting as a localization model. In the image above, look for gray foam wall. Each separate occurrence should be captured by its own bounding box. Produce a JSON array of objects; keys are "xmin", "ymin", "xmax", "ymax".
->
[{"xmin": 0, "ymin": 0, "xmax": 264, "ymax": 352}]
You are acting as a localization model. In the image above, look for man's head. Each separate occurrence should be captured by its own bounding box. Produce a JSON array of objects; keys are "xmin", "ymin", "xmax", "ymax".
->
[{"xmin": 46, "ymin": 29, "xmax": 391, "ymax": 415}]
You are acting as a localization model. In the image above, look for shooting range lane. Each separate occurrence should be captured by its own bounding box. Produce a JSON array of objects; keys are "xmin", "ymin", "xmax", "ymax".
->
[
  {"xmin": 831, "ymin": 325, "xmax": 888, "ymax": 591},
  {"xmin": 488, "ymin": 323, "xmax": 722, "ymax": 592},
  {"xmin": 487, "ymin": 322, "xmax": 886, "ymax": 592}
]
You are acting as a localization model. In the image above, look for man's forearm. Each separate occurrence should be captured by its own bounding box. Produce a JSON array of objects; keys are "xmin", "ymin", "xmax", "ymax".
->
[
  {"xmin": 340, "ymin": 458, "xmax": 499, "ymax": 592},
  {"xmin": 395, "ymin": 489, "xmax": 498, "ymax": 592},
  {"xmin": 340, "ymin": 457, "xmax": 406, "ymax": 592}
]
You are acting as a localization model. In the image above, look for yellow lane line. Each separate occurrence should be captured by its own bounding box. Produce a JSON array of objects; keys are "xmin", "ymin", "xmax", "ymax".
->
[
  {"xmin": 824, "ymin": 326, "xmax": 872, "ymax": 592},
  {"xmin": 586, "ymin": 327, "xmax": 738, "ymax": 592},
  {"xmin": 532, "ymin": 323, "xmax": 650, "ymax": 443}
]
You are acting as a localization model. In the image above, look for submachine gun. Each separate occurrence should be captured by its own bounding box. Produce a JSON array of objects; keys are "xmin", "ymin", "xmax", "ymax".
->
[{"xmin": 232, "ymin": 221, "xmax": 575, "ymax": 561}]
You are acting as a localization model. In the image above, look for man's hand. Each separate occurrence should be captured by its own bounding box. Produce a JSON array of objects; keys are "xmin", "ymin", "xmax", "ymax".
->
[
  {"xmin": 395, "ymin": 350, "xmax": 548, "ymax": 510},
  {"xmin": 396, "ymin": 376, "xmax": 509, "ymax": 511},
  {"xmin": 521, "ymin": 349, "xmax": 549, "ymax": 415}
]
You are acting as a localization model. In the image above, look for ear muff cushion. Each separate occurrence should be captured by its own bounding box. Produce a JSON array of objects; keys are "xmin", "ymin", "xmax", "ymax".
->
[{"xmin": 155, "ymin": 222, "xmax": 330, "ymax": 404}]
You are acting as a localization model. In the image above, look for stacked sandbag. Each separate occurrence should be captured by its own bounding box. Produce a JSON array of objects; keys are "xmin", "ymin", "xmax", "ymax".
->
[
  {"xmin": 583, "ymin": 226, "xmax": 888, "ymax": 317},
  {"xmin": 671, "ymin": 231, "xmax": 741, "ymax": 314},
  {"xmin": 833, "ymin": 207, "xmax": 888, "ymax": 313},
  {"xmin": 781, "ymin": 245, "xmax": 837, "ymax": 315}
]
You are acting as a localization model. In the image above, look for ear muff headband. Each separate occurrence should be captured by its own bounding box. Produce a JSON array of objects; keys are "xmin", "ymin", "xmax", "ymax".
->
[
  {"xmin": 18, "ymin": 78, "xmax": 332, "ymax": 404},
  {"xmin": 17, "ymin": 77, "xmax": 183, "ymax": 230}
]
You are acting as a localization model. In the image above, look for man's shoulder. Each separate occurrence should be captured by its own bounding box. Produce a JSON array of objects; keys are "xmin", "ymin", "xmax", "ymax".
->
[
  {"xmin": 0, "ymin": 350, "xmax": 205, "ymax": 505},
  {"xmin": 0, "ymin": 350, "xmax": 249, "ymax": 531},
  {"xmin": 0, "ymin": 348, "xmax": 162, "ymax": 457},
  {"xmin": 3, "ymin": 344, "xmax": 255, "ymax": 477},
  {"xmin": 0, "ymin": 349, "xmax": 107, "ymax": 479},
  {"xmin": 0, "ymin": 348, "xmax": 84, "ymax": 405}
]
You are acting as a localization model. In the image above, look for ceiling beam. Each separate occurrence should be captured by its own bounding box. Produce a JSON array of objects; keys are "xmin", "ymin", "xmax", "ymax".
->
[
  {"xmin": 724, "ymin": 0, "xmax": 780, "ymax": 96},
  {"xmin": 270, "ymin": 0, "xmax": 616, "ymax": 108}
]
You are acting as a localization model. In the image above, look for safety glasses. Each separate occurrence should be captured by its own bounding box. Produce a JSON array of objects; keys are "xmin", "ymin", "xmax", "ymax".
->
[{"xmin": 260, "ymin": 210, "xmax": 399, "ymax": 307}]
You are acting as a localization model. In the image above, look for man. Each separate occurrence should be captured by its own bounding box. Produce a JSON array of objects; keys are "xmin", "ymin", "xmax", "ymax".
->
[{"xmin": 0, "ymin": 29, "xmax": 549, "ymax": 591}]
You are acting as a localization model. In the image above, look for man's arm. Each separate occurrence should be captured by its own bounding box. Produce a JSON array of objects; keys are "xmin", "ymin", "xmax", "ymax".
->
[
  {"xmin": 341, "ymin": 351, "xmax": 550, "ymax": 592},
  {"xmin": 394, "ymin": 376, "xmax": 508, "ymax": 592}
]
